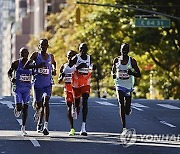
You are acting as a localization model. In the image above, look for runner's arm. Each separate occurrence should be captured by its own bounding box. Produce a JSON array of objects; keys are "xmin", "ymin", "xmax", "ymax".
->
[
  {"xmin": 51, "ymin": 54, "xmax": 57, "ymax": 76},
  {"xmin": 58, "ymin": 64, "xmax": 65, "ymax": 83},
  {"xmin": 128, "ymin": 58, "xmax": 141, "ymax": 78},
  {"xmin": 90, "ymin": 56, "xmax": 96, "ymax": 70},
  {"xmin": 8, "ymin": 61, "xmax": 18, "ymax": 83},
  {"xmin": 111, "ymin": 58, "xmax": 118, "ymax": 79},
  {"xmin": 24, "ymin": 52, "xmax": 41, "ymax": 69}
]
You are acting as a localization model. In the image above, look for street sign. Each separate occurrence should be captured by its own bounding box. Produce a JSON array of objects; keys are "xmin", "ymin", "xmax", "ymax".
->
[{"xmin": 135, "ymin": 18, "xmax": 170, "ymax": 28}]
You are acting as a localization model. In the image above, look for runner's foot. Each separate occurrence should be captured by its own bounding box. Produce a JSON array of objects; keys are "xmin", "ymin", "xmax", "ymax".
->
[
  {"xmin": 69, "ymin": 128, "xmax": 75, "ymax": 136},
  {"xmin": 43, "ymin": 127, "xmax": 49, "ymax": 135}
]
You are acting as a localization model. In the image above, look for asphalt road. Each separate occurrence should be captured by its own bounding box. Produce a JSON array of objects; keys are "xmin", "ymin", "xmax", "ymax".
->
[{"xmin": 0, "ymin": 96, "xmax": 180, "ymax": 154}]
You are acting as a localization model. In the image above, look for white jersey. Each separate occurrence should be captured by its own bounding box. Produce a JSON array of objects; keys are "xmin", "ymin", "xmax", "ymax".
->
[
  {"xmin": 63, "ymin": 63, "xmax": 76, "ymax": 83},
  {"xmin": 76, "ymin": 53, "xmax": 91, "ymax": 74},
  {"xmin": 115, "ymin": 56, "xmax": 134, "ymax": 89}
]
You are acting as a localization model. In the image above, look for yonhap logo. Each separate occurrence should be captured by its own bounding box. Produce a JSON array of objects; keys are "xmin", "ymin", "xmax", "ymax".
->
[
  {"xmin": 119, "ymin": 128, "xmax": 136, "ymax": 147},
  {"xmin": 119, "ymin": 128, "xmax": 180, "ymax": 147}
]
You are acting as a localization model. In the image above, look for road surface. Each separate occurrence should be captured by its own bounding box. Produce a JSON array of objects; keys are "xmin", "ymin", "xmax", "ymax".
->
[{"xmin": 0, "ymin": 96, "xmax": 179, "ymax": 154}]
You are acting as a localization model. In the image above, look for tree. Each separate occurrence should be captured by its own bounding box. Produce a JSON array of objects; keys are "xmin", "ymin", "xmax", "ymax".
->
[{"xmin": 28, "ymin": 0, "xmax": 180, "ymax": 99}]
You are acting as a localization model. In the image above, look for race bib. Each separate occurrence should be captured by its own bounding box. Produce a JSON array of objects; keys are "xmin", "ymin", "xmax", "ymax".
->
[
  {"xmin": 38, "ymin": 67, "xmax": 50, "ymax": 75},
  {"xmin": 78, "ymin": 68, "xmax": 89, "ymax": 74},
  {"xmin": 20, "ymin": 74, "xmax": 31, "ymax": 82},
  {"xmin": 64, "ymin": 73, "xmax": 72, "ymax": 83},
  {"xmin": 117, "ymin": 70, "xmax": 129, "ymax": 80}
]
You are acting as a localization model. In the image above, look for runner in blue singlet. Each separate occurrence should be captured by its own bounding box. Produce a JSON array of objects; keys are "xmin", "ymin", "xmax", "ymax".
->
[
  {"xmin": 8, "ymin": 47, "xmax": 32, "ymax": 136},
  {"xmin": 25, "ymin": 39, "xmax": 56, "ymax": 135}
]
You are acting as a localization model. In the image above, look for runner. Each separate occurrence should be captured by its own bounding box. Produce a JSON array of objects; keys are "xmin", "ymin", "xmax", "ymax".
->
[
  {"xmin": 58, "ymin": 50, "xmax": 77, "ymax": 136},
  {"xmin": 8, "ymin": 47, "xmax": 32, "ymax": 136},
  {"xmin": 111, "ymin": 43, "xmax": 141, "ymax": 134},
  {"xmin": 71, "ymin": 43, "xmax": 95, "ymax": 136},
  {"xmin": 25, "ymin": 39, "xmax": 56, "ymax": 135}
]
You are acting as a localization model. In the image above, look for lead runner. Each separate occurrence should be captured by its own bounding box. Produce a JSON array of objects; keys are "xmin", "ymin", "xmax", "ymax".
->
[
  {"xmin": 111, "ymin": 43, "xmax": 141, "ymax": 134},
  {"xmin": 25, "ymin": 39, "xmax": 56, "ymax": 135}
]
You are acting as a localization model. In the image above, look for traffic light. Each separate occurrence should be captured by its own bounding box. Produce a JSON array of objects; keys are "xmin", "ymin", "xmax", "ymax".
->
[{"xmin": 76, "ymin": 7, "xmax": 81, "ymax": 24}]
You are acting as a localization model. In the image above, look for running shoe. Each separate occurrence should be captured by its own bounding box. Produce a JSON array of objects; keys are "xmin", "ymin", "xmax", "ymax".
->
[
  {"xmin": 36, "ymin": 124, "xmax": 43, "ymax": 133},
  {"xmin": 68, "ymin": 128, "xmax": 75, "ymax": 136},
  {"xmin": 80, "ymin": 131, "xmax": 87, "ymax": 136},
  {"xmin": 121, "ymin": 128, "xmax": 128, "ymax": 136},
  {"xmin": 43, "ymin": 127, "xmax": 49, "ymax": 135},
  {"xmin": 14, "ymin": 108, "xmax": 21, "ymax": 118}
]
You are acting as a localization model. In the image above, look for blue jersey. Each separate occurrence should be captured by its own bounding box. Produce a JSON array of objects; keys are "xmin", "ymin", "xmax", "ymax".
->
[
  {"xmin": 16, "ymin": 60, "xmax": 32, "ymax": 89},
  {"xmin": 34, "ymin": 53, "xmax": 52, "ymax": 88}
]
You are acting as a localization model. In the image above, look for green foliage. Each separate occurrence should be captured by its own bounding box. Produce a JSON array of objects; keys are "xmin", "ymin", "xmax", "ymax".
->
[{"xmin": 28, "ymin": 0, "xmax": 180, "ymax": 99}]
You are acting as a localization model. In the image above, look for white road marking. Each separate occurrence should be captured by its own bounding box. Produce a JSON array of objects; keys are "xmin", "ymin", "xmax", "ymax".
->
[
  {"xmin": 50, "ymin": 102, "xmax": 65, "ymax": 105},
  {"xmin": 0, "ymin": 131, "xmax": 180, "ymax": 148},
  {"xmin": 0, "ymin": 96, "xmax": 5, "ymax": 100},
  {"xmin": 16, "ymin": 119, "xmax": 22, "ymax": 125},
  {"xmin": 157, "ymin": 104, "xmax": 180, "ymax": 110},
  {"xmin": 16, "ymin": 119, "xmax": 41, "ymax": 147},
  {"xmin": 51, "ymin": 96, "xmax": 63, "ymax": 99},
  {"xmin": 132, "ymin": 103, "xmax": 149, "ymax": 108},
  {"xmin": 0, "ymin": 101, "xmax": 14, "ymax": 109},
  {"xmin": 100, "ymin": 98, "xmax": 108, "ymax": 100},
  {"xmin": 95, "ymin": 101, "xmax": 117, "ymax": 106},
  {"xmin": 131, "ymin": 106, "xmax": 143, "ymax": 111},
  {"xmin": 160, "ymin": 121, "xmax": 176, "ymax": 128},
  {"xmin": 29, "ymin": 138, "xmax": 41, "ymax": 147}
]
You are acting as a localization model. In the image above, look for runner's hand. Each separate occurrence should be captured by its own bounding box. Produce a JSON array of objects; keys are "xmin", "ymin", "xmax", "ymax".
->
[
  {"xmin": 52, "ymin": 69, "xmax": 56, "ymax": 76},
  {"xmin": 11, "ymin": 78, "xmax": 16, "ymax": 84}
]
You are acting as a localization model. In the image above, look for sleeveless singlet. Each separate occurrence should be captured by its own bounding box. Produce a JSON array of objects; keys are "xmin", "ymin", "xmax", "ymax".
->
[
  {"xmin": 16, "ymin": 60, "xmax": 32, "ymax": 89},
  {"xmin": 115, "ymin": 56, "xmax": 135, "ymax": 89},
  {"xmin": 34, "ymin": 53, "xmax": 52, "ymax": 88}
]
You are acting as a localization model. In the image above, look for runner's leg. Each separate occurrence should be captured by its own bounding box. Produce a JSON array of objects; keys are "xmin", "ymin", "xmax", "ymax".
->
[
  {"xmin": 117, "ymin": 90, "xmax": 126, "ymax": 128},
  {"xmin": 125, "ymin": 95, "xmax": 132, "ymax": 115}
]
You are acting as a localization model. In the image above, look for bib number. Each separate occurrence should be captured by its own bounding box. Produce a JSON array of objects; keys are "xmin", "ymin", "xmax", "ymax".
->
[
  {"xmin": 20, "ymin": 75, "xmax": 31, "ymax": 82},
  {"xmin": 38, "ymin": 67, "xmax": 50, "ymax": 75},
  {"xmin": 118, "ymin": 70, "xmax": 129, "ymax": 80},
  {"xmin": 78, "ymin": 68, "xmax": 89, "ymax": 74},
  {"xmin": 64, "ymin": 73, "xmax": 72, "ymax": 83}
]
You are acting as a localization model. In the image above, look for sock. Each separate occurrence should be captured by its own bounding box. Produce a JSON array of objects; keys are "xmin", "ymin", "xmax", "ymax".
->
[
  {"xmin": 81, "ymin": 122, "xmax": 86, "ymax": 132},
  {"xmin": 44, "ymin": 122, "xmax": 48, "ymax": 128},
  {"xmin": 21, "ymin": 125, "xmax": 25, "ymax": 131}
]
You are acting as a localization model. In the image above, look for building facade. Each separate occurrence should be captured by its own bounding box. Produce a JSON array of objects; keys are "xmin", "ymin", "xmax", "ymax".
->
[{"xmin": 0, "ymin": 0, "xmax": 66, "ymax": 96}]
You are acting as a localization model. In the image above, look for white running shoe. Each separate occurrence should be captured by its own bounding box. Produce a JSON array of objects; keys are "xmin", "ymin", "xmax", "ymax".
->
[
  {"xmin": 80, "ymin": 122, "xmax": 87, "ymax": 136},
  {"xmin": 121, "ymin": 128, "xmax": 128, "ymax": 136},
  {"xmin": 14, "ymin": 108, "xmax": 21, "ymax": 118}
]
